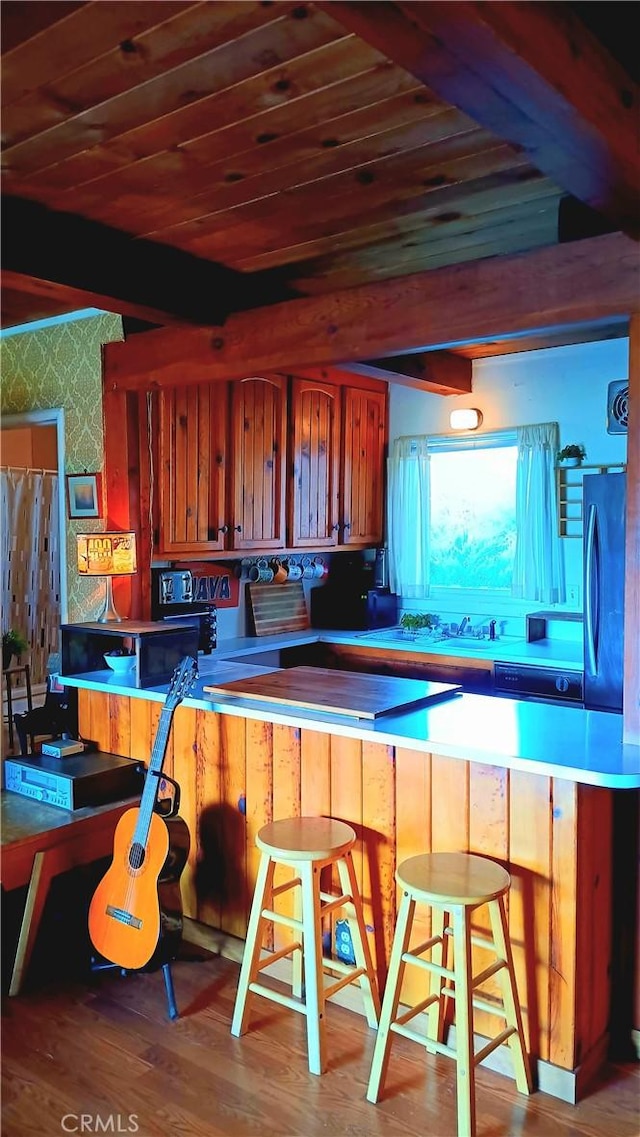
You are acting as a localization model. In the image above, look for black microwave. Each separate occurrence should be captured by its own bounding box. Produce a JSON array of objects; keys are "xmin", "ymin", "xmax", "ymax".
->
[{"xmin": 311, "ymin": 586, "xmax": 398, "ymax": 631}]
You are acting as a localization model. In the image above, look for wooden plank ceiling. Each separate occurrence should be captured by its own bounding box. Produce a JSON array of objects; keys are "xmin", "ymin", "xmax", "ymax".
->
[{"xmin": 1, "ymin": 0, "xmax": 638, "ymax": 365}]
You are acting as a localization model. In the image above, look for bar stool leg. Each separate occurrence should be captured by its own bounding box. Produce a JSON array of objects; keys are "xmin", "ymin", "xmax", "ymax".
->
[
  {"xmin": 336, "ymin": 852, "xmax": 381, "ymax": 1027},
  {"xmin": 426, "ymin": 905, "xmax": 449, "ymax": 1053},
  {"xmin": 366, "ymin": 888, "xmax": 415, "ymax": 1103},
  {"xmin": 300, "ymin": 860, "xmax": 326, "ymax": 1075},
  {"xmin": 231, "ymin": 851, "xmax": 276, "ymax": 1037},
  {"xmin": 292, "ymin": 865, "xmax": 304, "ymax": 999},
  {"xmin": 452, "ymin": 905, "xmax": 476, "ymax": 1137},
  {"xmin": 488, "ymin": 898, "xmax": 533, "ymax": 1094}
]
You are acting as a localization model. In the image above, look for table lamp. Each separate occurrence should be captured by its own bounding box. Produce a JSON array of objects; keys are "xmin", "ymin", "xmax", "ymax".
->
[{"xmin": 76, "ymin": 532, "xmax": 137, "ymax": 623}]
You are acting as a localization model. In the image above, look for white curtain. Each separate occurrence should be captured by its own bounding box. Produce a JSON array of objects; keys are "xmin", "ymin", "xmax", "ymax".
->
[
  {"xmin": 511, "ymin": 423, "xmax": 565, "ymax": 604},
  {"xmin": 387, "ymin": 436, "xmax": 431, "ymax": 598},
  {"xmin": 1, "ymin": 468, "xmax": 61, "ymax": 685}
]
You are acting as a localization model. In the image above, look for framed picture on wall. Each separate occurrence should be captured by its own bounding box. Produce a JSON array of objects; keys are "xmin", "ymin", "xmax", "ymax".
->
[{"xmin": 66, "ymin": 473, "xmax": 102, "ymax": 519}]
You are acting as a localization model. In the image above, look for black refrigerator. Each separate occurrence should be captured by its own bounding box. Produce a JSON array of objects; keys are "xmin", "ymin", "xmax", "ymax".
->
[{"xmin": 583, "ymin": 471, "xmax": 626, "ymax": 712}]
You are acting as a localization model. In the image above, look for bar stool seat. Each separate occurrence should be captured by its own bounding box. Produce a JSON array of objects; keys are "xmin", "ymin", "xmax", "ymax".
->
[
  {"xmin": 231, "ymin": 816, "xmax": 381, "ymax": 1075},
  {"xmin": 367, "ymin": 852, "xmax": 532, "ymax": 1137}
]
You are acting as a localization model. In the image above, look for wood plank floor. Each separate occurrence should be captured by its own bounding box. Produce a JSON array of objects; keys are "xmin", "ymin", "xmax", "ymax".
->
[{"xmin": 2, "ymin": 950, "xmax": 639, "ymax": 1137}]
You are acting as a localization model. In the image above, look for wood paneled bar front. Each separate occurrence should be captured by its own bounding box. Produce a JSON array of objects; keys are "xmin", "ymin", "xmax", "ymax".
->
[{"xmin": 72, "ymin": 677, "xmax": 639, "ymax": 1105}]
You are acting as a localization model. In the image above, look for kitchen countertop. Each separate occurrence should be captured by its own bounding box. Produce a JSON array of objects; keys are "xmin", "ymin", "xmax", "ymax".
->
[
  {"xmin": 216, "ymin": 628, "xmax": 584, "ymax": 671},
  {"xmin": 61, "ymin": 653, "xmax": 639, "ymax": 788}
]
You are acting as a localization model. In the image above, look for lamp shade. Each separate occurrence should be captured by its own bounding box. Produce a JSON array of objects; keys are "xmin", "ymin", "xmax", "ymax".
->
[
  {"xmin": 450, "ymin": 408, "xmax": 483, "ymax": 431},
  {"xmin": 77, "ymin": 532, "xmax": 137, "ymax": 622},
  {"xmin": 77, "ymin": 532, "xmax": 137, "ymax": 576}
]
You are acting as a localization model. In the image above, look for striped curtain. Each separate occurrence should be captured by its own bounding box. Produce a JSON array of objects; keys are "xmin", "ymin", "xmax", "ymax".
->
[{"xmin": 1, "ymin": 468, "xmax": 60, "ymax": 685}]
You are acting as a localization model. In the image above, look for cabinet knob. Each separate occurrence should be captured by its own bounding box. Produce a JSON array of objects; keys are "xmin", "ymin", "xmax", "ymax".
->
[
  {"xmin": 234, "ymin": 525, "xmax": 242, "ymax": 533},
  {"xmin": 332, "ymin": 523, "xmax": 340, "ymax": 532},
  {"xmin": 217, "ymin": 525, "xmax": 228, "ymax": 535},
  {"xmin": 343, "ymin": 522, "xmax": 351, "ymax": 531}
]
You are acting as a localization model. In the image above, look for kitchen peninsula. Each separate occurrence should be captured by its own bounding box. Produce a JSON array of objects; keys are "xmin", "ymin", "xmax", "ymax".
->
[{"xmin": 62, "ymin": 641, "xmax": 640, "ymax": 1105}]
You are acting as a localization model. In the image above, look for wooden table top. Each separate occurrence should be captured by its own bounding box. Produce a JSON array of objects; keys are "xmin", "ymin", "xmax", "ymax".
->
[{"xmin": 1, "ymin": 790, "xmax": 137, "ymax": 850}]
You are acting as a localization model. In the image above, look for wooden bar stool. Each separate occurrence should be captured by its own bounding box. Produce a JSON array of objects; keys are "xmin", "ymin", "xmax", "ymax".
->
[
  {"xmin": 231, "ymin": 816, "xmax": 381, "ymax": 1075},
  {"xmin": 367, "ymin": 852, "xmax": 532, "ymax": 1137}
]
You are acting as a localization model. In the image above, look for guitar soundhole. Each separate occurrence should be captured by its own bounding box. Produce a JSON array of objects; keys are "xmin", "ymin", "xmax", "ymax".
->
[{"xmin": 129, "ymin": 841, "xmax": 146, "ymax": 870}]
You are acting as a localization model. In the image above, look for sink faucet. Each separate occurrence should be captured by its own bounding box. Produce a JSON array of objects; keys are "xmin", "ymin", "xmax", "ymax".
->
[
  {"xmin": 457, "ymin": 615, "xmax": 470, "ymax": 636},
  {"xmin": 489, "ymin": 619, "xmax": 497, "ymax": 641}
]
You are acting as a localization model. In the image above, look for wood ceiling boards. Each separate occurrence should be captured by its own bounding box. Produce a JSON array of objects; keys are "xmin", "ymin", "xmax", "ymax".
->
[{"xmin": 1, "ymin": 1, "xmax": 638, "ymax": 367}]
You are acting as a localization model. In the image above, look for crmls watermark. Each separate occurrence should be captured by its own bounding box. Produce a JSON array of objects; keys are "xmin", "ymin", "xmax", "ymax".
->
[{"xmin": 61, "ymin": 1116, "xmax": 139, "ymax": 1133}]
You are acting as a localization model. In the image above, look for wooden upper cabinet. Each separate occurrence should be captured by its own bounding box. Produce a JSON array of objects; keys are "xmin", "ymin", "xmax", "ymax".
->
[
  {"xmin": 158, "ymin": 382, "xmax": 229, "ymax": 555},
  {"xmin": 289, "ymin": 376, "xmax": 341, "ymax": 548},
  {"xmin": 342, "ymin": 386, "xmax": 386, "ymax": 546},
  {"xmin": 152, "ymin": 370, "xmax": 385, "ymax": 558},
  {"xmin": 230, "ymin": 374, "xmax": 287, "ymax": 551}
]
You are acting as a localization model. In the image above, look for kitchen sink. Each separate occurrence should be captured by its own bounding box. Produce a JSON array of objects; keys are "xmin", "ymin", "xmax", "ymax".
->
[
  {"xmin": 355, "ymin": 629, "xmax": 525, "ymax": 654},
  {"xmin": 356, "ymin": 627, "xmax": 448, "ymax": 644},
  {"xmin": 423, "ymin": 637, "xmax": 527, "ymax": 654}
]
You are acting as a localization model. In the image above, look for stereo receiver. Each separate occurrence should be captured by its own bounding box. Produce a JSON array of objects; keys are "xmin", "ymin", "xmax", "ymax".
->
[{"xmin": 4, "ymin": 751, "xmax": 143, "ymax": 810}]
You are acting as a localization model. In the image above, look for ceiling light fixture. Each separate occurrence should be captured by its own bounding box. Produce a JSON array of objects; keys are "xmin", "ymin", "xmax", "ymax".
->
[{"xmin": 449, "ymin": 408, "xmax": 483, "ymax": 431}]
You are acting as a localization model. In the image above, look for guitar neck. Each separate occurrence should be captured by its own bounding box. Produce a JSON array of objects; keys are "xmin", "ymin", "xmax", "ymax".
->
[
  {"xmin": 132, "ymin": 703, "xmax": 178, "ymax": 848},
  {"xmin": 123, "ymin": 655, "xmax": 197, "ymax": 851}
]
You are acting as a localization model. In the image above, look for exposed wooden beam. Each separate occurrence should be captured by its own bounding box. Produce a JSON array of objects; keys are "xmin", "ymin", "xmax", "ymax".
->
[
  {"xmin": 449, "ymin": 318, "xmax": 629, "ymax": 361},
  {"xmin": 104, "ymin": 232, "xmax": 640, "ymax": 391},
  {"xmin": 1, "ymin": 269, "xmax": 185, "ymax": 331},
  {"xmin": 345, "ymin": 351, "xmax": 471, "ymax": 394},
  {"xmin": 320, "ymin": 1, "xmax": 640, "ymax": 239},
  {"xmin": 1, "ymin": 195, "xmax": 296, "ymax": 326}
]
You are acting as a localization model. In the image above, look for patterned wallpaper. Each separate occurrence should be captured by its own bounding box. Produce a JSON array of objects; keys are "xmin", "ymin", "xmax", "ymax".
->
[{"xmin": 1, "ymin": 312, "xmax": 124, "ymax": 620}]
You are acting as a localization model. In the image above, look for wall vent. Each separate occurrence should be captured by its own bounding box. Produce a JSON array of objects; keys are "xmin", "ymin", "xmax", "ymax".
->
[{"xmin": 607, "ymin": 380, "xmax": 629, "ymax": 434}]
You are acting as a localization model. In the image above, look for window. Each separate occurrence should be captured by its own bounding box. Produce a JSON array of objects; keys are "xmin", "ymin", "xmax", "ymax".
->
[
  {"xmin": 388, "ymin": 423, "xmax": 562, "ymax": 603},
  {"xmin": 429, "ymin": 431, "xmax": 517, "ymax": 592}
]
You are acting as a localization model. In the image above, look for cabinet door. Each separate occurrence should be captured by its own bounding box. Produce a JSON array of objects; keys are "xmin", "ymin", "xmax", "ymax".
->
[
  {"xmin": 158, "ymin": 383, "xmax": 229, "ymax": 555},
  {"xmin": 230, "ymin": 374, "xmax": 287, "ymax": 550},
  {"xmin": 290, "ymin": 376, "xmax": 341, "ymax": 548},
  {"xmin": 341, "ymin": 386, "xmax": 386, "ymax": 546}
]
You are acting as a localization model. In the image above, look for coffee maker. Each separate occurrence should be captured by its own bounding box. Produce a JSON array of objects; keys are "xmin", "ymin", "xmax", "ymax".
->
[{"xmin": 310, "ymin": 552, "xmax": 398, "ymax": 630}]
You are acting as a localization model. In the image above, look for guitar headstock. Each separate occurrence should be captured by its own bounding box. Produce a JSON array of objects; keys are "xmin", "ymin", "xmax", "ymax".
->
[{"xmin": 166, "ymin": 656, "xmax": 199, "ymax": 710}]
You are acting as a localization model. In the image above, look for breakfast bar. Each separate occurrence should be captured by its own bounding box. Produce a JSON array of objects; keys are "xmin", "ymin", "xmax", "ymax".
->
[{"xmin": 61, "ymin": 650, "xmax": 640, "ymax": 1105}]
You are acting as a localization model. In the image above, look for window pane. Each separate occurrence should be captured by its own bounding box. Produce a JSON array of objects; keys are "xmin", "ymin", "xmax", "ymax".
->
[{"xmin": 430, "ymin": 446, "xmax": 518, "ymax": 589}]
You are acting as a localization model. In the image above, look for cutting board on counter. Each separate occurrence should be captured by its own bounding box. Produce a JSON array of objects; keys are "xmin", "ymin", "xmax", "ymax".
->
[
  {"xmin": 203, "ymin": 665, "xmax": 461, "ymax": 719},
  {"xmin": 247, "ymin": 581, "xmax": 310, "ymax": 636}
]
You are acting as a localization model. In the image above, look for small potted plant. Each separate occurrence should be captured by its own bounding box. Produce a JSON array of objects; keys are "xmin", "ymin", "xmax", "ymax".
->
[
  {"xmin": 2, "ymin": 628, "xmax": 28, "ymax": 671},
  {"xmin": 556, "ymin": 443, "xmax": 587, "ymax": 468},
  {"xmin": 399, "ymin": 612, "xmax": 436, "ymax": 637}
]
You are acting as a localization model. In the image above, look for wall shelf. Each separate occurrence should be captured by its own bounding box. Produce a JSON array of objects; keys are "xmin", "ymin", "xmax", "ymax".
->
[{"xmin": 556, "ymin": 463, "xmax": 626, "ymax": 538}]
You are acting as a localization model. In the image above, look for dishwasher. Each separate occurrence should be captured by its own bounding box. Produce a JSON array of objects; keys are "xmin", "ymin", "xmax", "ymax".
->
[{"xmin": 493, "ymin": 662, "xmax": 584, "ymax": 707}]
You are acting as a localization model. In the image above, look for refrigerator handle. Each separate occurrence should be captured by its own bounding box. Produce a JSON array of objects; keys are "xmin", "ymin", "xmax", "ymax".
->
[{"xmin": 584, "ymin": 502, "xmax": 598, "ymax": 675}]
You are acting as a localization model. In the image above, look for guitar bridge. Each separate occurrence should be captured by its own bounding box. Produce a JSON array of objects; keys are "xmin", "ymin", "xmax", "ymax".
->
[{"xmin": 106, "ymin": 904, "xmax": 142, "ymax": 930}]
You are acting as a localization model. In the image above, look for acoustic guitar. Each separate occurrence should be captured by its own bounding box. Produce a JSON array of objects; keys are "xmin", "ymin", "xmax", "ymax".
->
[{"xmin": 88, "ymin": 655, "xmax": 198, "ymax": 971}]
